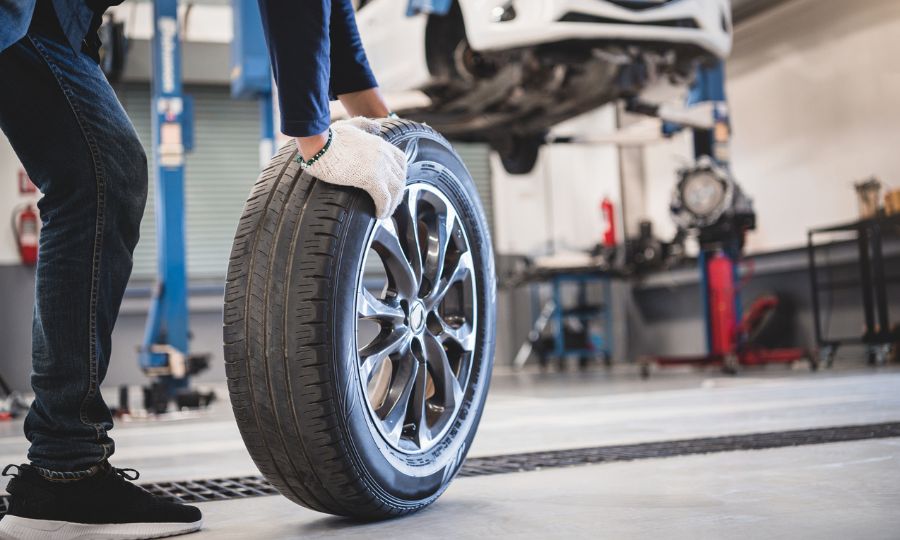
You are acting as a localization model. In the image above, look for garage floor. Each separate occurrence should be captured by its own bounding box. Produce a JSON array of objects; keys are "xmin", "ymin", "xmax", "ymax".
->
[{"xmin": 1, "ymin": 365, "xmax": 898, "ymax": 539}]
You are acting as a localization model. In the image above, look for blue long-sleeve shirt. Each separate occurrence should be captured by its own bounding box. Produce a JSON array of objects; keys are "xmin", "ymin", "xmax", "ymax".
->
[
  {"xmin": 257, "ymin": 0, "xmax": 378, "ymax": 137},
  {"xmin": 0, "ymin": 0, "xmax": 373, "ymax": 137},
  {"xmin": 0, "ymin": 0, "xmax": 117, "ymax": 54}
]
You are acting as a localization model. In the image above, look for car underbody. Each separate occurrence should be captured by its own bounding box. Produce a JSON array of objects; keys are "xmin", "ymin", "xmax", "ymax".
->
[{"xmin": 390, "ymin": 4, "xmax": 723, "ymax": 173}]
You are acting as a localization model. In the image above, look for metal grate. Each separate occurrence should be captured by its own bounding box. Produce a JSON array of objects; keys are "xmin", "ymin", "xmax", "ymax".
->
[
  {"xmin": 457, "ymin": 421, "xmax": 900, "ymax": 477},
  {"xmin": 1, "ymin": 422, "xmax": 897, "ymax": 515},
  {"xmin": 141, "ymin": 475, "xmax": 280, "ymax": 503}
]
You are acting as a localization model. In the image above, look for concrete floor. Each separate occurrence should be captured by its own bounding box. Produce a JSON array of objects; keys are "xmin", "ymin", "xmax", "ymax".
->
[{"xmin": 1, "ymin": 365, "xmax": 899, "ymax": 538}]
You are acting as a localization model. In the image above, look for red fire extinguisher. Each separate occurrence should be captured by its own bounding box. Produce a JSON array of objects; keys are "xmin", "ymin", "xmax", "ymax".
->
[
  {"xmin": 12, "ymin": 204, "xmax": 39, "ymax": 266},
  {"xmin": 600, "ymin": 197, "xmax": 616, "ymax": 247}
]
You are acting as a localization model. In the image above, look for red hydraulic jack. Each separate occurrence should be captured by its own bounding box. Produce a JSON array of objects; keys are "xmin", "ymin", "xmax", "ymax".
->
[
  {"xmin": 641, "ymin": 250, "xmax": 809, "ymax": 378},
  {"xmin": 639, "ymin": 61, "xmax": 807, "ymax": 378}
]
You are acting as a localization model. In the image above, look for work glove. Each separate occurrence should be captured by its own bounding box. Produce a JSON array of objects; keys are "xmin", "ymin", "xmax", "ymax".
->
[
  {"xmin": 304, "ymin": 118, "xmax": 407, "ymax": 219},
  {"xmin": 342, "ymin": 115, "xmax": 383, "ymax": 135}
]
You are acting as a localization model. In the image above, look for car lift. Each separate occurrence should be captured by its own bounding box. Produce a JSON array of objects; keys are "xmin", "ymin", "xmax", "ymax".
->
[
  {"xmin": 641, "ymin": 62, "xmax": 808, "ymax": 376},
  {"xmin": 138, "ymin": 0, "xmax": 212, "ymax": 413},
  {"xmin": 230, "ymin": 0, "xmax": 276, "ymax": 167}
]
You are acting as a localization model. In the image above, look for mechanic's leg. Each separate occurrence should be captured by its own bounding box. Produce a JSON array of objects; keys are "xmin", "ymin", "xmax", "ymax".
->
[{"xmin": 0, "ymin": 28, "xmax": 147, "ymax": 473}]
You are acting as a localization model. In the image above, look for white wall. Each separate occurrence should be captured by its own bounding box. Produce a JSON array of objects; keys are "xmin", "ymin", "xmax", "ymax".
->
[
  {"xmin": 107, "ymin": 2, "xmax": 232, "ymax": 43},
  {"xmin": 643, "ymin": 0, "xmax": 900, "ymax": 253},
  {"xmin": 0, "ymin": 138, "xmax": 39, "ymax": 265}
]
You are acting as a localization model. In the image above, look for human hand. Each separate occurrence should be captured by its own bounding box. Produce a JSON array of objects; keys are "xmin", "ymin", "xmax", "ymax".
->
[
  {"xmin": 302, "ymin": 119, "xmax": 407, "ymax": 219},
  {"xmin": 342, "ymin": 116, "xmax": 382, "ymax": 135}
]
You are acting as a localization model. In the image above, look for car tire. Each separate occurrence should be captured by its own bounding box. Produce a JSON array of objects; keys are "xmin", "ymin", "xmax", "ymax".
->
[
  {"xmin": 495, "ymin": 134, "xmax": 544, "ymax": 175},
  {"xmin": 224, "ymin": 119, "xmax": 496, "ymax": 520}
]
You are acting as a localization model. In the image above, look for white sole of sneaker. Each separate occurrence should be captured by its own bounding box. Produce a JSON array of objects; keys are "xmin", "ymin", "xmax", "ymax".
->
[{"xmin": 0, "ymin": 515, "xmax": 202, "ymax": 540}]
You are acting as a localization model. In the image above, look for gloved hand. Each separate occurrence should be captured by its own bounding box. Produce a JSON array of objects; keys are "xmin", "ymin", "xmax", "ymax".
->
[
  {"xmin": 304, "ymin": 118, "xmax": 407, "ymax": 219},
  {"xmin": 342, "ymin": 115, "xmax": 383, "ymax": 135}
]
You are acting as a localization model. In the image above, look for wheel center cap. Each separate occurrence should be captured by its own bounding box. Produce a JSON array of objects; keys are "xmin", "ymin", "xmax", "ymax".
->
[{"xmin": 409, "ymin": 301, "xmax": 426, "ymax": 335}]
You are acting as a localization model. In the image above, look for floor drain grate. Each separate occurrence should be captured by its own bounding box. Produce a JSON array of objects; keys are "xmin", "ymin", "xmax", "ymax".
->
[
  {"xmin": 0, "ymin": 421, "xmax": 897, "ymax": 515},
  {"xmin": 457, "ymin": 421, "xmax": 900, "ymax": 477},
  {"xmin": 142, "ymin": 475, "xmax": 281, "ymax": 503}
]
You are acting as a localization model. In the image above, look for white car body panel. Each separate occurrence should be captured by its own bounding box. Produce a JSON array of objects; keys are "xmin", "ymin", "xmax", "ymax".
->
[
  {"xmin": 356, "ymin": 2, "xmax": 432, "ymax": 93},
  {"xmin": 359, "ymin": 0, "xmax": 731, "ymax": 92},
  {"xmin": 459, "ymin": 0, "xmax": 732, "ymax": 56}
]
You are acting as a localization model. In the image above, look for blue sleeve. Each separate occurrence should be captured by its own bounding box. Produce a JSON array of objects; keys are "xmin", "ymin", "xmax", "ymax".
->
[
  {"xmin": 257, "ymin": 0, "xmax": 378, "ymax": 138},
  {"xmin": 329, "ymin": 0, "xmax": 378, "ymax": 99}
]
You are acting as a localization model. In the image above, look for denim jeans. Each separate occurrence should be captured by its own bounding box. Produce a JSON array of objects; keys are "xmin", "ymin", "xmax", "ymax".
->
[{"xmin": 0, "ymin": 24, "xmax": 147, "ymax": 471}]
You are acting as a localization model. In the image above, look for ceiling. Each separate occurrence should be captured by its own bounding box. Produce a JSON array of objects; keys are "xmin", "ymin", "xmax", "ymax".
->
[{"xmin": 731, "ymin": 0, "xmax": 793, "ymax": 24}]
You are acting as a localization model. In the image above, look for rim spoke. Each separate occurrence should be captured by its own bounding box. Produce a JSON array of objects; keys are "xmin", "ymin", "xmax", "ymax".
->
[
  {"xmin": 357, "ymin": 287, "xmax": 404, "ymax": 325},
  {"xmin": 425, "ymin": 250, "xmax": 473, "ymax": 309},
  {"xmin": 378, "ymin": 357, "xmax": 418, "ymax": 443},
  {"xmin": 373, "ymin": 219, "xmax": 418, "ymax": 300},
  {"xmin": 394, "ymin": 188, "xmax": 424, "ymax": 287},
  {"xmin": 423, "ymin": 204, "xmax": 457, "ymax": 292},
  {"xmin": 434, "ymin": 313, "xmax": 476, "ymax": 352},
  {"xmin": 359, "ymin": 327, "xmax": 411, "ymax": 380},
  {"xmin": 423, "ymin": 334, "xmax": 463, "ymax": 411},
  {"xmin": 409, "ymin": 359, "xmax": 432, "ymax": 449}
]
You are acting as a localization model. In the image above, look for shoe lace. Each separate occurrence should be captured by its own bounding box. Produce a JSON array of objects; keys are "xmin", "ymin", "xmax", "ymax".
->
[{"xmin": 114, "ymin": 467, "xmax": 141, "ymax": 482}]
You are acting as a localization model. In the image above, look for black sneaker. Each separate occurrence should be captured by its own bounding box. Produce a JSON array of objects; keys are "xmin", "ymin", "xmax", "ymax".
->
[{"xmin": 0, "ymin": 463, "xmax": 202, "ymax": 540}]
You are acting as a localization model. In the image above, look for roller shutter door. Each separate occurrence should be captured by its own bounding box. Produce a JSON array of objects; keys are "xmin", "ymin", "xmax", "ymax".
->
[{"xmin": 452, "ymin": 142, "xmax": 494, "ymax": 237}]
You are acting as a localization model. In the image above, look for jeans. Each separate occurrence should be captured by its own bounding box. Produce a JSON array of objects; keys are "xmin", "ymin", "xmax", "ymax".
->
[{"xmin": 0, "ymin": 25, "xmax": 147, "ymax": 471}]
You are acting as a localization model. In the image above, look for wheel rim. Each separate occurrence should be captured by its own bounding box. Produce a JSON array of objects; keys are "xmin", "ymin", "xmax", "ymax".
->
[{"xmin": 356, "ymin": 182, "xmax": 477, "ymax": 454}]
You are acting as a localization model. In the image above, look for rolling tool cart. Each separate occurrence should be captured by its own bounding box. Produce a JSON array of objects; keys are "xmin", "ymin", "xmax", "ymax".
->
[
  {"xmin": 512, "ymin": 266, "xmax": 618, "ymax": 370},
  {"xmin": 808, "ymin": 213, "xmax": 900, "ymax": 367}
]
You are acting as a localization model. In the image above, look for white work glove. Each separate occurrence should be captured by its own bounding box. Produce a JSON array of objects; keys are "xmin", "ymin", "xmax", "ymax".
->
[
  {"xmin": 304, "ymin": 118, "xmax": 407, "ymax": 219},
  {"xmin": 342, "ymin": 115, "xmax": 383, "ymax": 135}
]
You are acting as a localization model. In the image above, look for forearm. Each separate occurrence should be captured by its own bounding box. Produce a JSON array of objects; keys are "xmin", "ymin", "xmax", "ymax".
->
[
  {"xmin": 338, "ymin": 88, "xmax": 390, "ymax": 118},
  {"xmin": 295, "ymin": 131, "xmax": 330, "ymax": 161}
]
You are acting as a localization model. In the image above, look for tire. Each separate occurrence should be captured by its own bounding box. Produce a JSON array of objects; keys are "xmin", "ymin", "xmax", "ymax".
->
[
  {"xmin": 494, "ymin": 134, "xmax": 543, "ymax": 175},
  {"xmin": 223, "ymin": 119, "xmax": 496, "ymax": 520}
]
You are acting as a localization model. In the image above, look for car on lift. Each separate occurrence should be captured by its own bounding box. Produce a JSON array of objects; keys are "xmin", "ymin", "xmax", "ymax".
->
[{"xmin": 355, "ymin": 0, "xmax": 733, "ymax": 173}]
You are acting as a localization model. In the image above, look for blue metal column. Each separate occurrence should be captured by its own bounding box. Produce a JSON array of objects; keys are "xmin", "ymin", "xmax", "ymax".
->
[
  {"xmin": 602, "ymin": 277, "xmax": 613, "ymax": 359},
  {"xmin": 688, "ymin": 61, "xmax": 730, "ymax": 166},
  {"xmin": 141, "ymin": 0, "xmax": 190, "ymax": 393},
  {"xmin": 688, "ymin": 62, "xmax": 736, "ymax": 355},
  {"xmin": 231, "ymin": 0, "xmax": 275, "ymax": 165}
]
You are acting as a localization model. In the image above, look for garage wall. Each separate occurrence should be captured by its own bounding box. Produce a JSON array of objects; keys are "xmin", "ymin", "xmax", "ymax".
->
[
  {"xmin": 0, "ymin": 138, "xmax": 29, "ymax": 265},
  {"xmin": 644, "ymin": 0, "xmax": 900, "ymax": 253}
]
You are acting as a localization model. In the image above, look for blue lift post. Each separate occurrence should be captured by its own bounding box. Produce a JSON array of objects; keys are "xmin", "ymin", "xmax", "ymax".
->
[
  {"xmin": 140, "ymin": 0, "xmax": 197, "ymax": 399},
  {"xmin": 406, "ymin": 0, "xmax": 453, "ymax": 16},
  {"xmin": 230, "ymin": 0, "xmax": 275, "ymax": 165},
  {"xmin": 666, "ymin": 61, "xmax": 739, "ymax": 356},
  {"xmin": 688, "ymin": 61, "xmax": 744, "ymax": 356}
]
